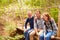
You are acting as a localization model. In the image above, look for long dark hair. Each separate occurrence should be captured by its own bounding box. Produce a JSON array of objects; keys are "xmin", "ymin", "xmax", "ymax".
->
[
  {"xmin": 43, "ymin": 13, "xmax": 53, "ymax": 30},
  {"xmin": 43, "ymin": 13, "xmax": 51, "ymax": 20}
]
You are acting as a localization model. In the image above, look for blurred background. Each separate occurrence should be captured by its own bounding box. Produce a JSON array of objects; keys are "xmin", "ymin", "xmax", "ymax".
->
[{"xmin": 0, "ymin": 0, "xmax": 59, "ymax": 40}]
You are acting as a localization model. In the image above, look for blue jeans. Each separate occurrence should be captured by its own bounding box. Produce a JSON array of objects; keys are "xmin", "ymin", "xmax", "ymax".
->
[
  {"xmin": 24, "ymin": 29, "xmax": 33, "ymax": 40},
  {"xmin": 40, "ymin": 31, "xmax": 53, "ymax": 40}
]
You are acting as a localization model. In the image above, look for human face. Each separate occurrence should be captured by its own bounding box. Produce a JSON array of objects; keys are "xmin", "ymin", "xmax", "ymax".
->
[
  {"xmin": 28, "ymin": 11, "xmax": 32, "ymax": 18},
  {"xmin": 43, "ymin": 14, "xmax": 48, "ymax": 22},
  {"xmin": 35, "ymin": 10, "xmax": 41, "ymax": 19}
]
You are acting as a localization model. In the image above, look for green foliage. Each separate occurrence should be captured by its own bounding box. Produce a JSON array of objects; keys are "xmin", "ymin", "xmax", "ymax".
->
[
  {"xmin": 0, "ymin": 7, "xmax": 4, "ymax": 16},
  {"xmin": 49, "ymin": 8, "xmax": 58, "ymax": 23},
  {"xmin": 0, "ymin": 0, "xmax": 8, "ymax": 4},
  {"xmin": 25, "ymin": 0, "xmax": 47, "ymax": 7},
  {"xmin": 0, "ymin": 36, "xmax": 5, "ymax": 40},
  {"xmin": 0, "ymin": 0, "xmax": 59, "ymax": 39},
  {"xmin": 4, "ymin": 21, "xmax": 17, "ymax": 35},
  {"xmin": 0, "ymin": 0, "xmax": 18, "ymax": 8},
  {"xmin": 0, "ymin": 11, "xmax": 4, "ymax": 16},
  {"xmin": 24, "ymin": 0, "xmax": 59, "ymax": 8}
]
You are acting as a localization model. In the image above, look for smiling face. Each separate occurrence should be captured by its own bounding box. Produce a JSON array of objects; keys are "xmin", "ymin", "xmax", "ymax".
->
[
  {"xmin": 43, "ymin": 14, "xmax": 48, "ymax": 21},
  {"xmin": 35, "ymin": 10, "xmax": 41, "ymax": 19},
  {"xmin": 42, "ymin": 12, "xmax": 50, "ymax": 22},
  {"xmin": 28, "ymin": 11, "xmax": 32, "ymax": 18}
]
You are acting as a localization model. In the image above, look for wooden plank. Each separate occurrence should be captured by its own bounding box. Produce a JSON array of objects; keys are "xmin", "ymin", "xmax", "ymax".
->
[{"xmin": 57, "ymin": 10, "xmax": 60, "ymax": 37}]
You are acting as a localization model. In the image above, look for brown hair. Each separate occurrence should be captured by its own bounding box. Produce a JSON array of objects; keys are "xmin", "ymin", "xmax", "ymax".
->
[
  {"xmin": 43, "ymin": 12, "xmax": 51, "ymax": 20},
  {"xmin": 35, "ymin": 9, "xmax": 41, "ymax": 14}
]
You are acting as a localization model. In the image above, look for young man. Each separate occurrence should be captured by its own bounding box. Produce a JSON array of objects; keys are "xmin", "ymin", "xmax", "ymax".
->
[
  {"xmin": 34, "ymin": 10, "xmax": 45, "ymax": 40},
  {"xmin": 24, "ymin": 11, "xmax": 34, "ymax": 40},
  {"xmin": 29, "ymin": 10, "xmax": 45, "ymax": 40}
]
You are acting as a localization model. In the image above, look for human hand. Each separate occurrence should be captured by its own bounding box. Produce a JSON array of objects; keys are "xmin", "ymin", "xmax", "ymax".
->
[{"xmin": 51, "ymin": 35, "xmax": 55, "ymax": 39}]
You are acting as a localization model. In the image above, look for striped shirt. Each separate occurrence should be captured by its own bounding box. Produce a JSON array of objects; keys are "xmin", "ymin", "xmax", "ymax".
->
[{"xmin": 34, "ymin": 18, "xmax": 44, "ymax": 29}]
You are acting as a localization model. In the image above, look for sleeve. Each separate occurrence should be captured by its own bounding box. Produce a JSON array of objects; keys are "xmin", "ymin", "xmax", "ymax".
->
[
  {"xmin": 25, "ymin": 18, "xmax": 29, "ymax": 29},
  {"xmin": 52, "ymin": 19, "xmax": 58, "ymax": 35},
  {"xmin": 41, "ymin": 20, "xmax": 45, "ymax": 29},
  {"xmin": 34, "ymin": 18, "xmax": 37, "ymax": 29}
]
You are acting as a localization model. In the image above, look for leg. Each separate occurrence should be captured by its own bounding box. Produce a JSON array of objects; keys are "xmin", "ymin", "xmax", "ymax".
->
[
  {"xmin": 45, "ymin": 31, "xmax": 53, "ymax": 40},
  {"xmin": 24, "ymin": 31, "xmax": 29, "ymax": 40},
  {"xmin": 29, "ymin": 29, "xmax": 35, "ymax": 40},
  {"xmin": 39, "ymin": 32, "xmax": 44, "ymax": 40},
  {"xmin": 24, "ymin": 29, "xmax": 31, "ymax": 40},
  {"xmin": 38, "ymin": 30, "xmax": 43, "ymax": 40}
]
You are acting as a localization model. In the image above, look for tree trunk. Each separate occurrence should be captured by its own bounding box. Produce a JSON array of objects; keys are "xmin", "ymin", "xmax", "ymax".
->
[{"xmin": 57, "ymin": 10, "xmax": 60, "ymax": 37}]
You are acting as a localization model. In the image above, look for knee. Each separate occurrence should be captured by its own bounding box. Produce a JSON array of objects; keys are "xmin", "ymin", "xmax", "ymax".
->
[
  {"xmin": 45, "ymin": 36, "xmax": 51, "ymax": 40},
  {"xmin": 24, "ymin": 32, "xmax": 26, "ymax": 35},
  {"xmin": 24, "ymin": 31, "xmax": 28, "ymax": 34},
  {"xmin": 29, "ymin": 33, "xmax": 31, "ymax": 36},
  {"xmin": 40, "ymin": 35, "xmax": 44, "ymax": 38},
  {"xmin": 24, "ymin": 31, "xmax": 29, "ymax": 36},
  {"xmin": 39, "ymin": 35, "xmax": 44, "ymax": 40},
  {"xmin": 29, "ymin": 33, "xmax": 33, "ymax": 36},
  {"xmin": 45, "ymin": 35, "xmax": 51, "ymax": 38},
  {"xmin": 29, "ymin": 31, "xmax": 35, "ymax": 36}
]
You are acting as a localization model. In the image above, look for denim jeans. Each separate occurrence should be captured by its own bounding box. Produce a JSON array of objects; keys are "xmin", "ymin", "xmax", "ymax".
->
[
  {"xmin": 24, "ymin": 29, "xmax": 33, "ymax": 40},
  {"xmin": 40, "ymin": 31, "xmax": 53, "ymax": 40}
]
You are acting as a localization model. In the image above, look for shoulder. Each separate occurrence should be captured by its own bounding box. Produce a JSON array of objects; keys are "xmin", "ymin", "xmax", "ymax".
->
[
  {"xmin": 26, "ymin": 18, "xmax": 29, "ymax": 21},
  {"xmin": 50, "ymin": 18, "xmax": 55, "ymax": 23},
  {"xmin": 31, "ymin": 16, "xmax": 34, "ymax": 19},
  {"xmin": 34, "ymin": 16, "xmax": 37, "ymax": 20},
  {"xmin": 51, "ymin": 18, "xmax": 54, "ymax": 22},
  {"xmin": 41, "ymin": 18, "xmax": 45, "ymax": 22}
]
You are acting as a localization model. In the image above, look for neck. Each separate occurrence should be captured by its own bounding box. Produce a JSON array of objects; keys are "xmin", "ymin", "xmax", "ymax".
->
[
  {"xmin": 45, "ymin": 20, "xmax": 49, "ymax": 22},
  {"xmin": 37, "ymin": 17, "xmax": 41, "ymax": 20},
  {"xmin": 29, "ymin": 16, "xmax": 32, "ymax": 18}
]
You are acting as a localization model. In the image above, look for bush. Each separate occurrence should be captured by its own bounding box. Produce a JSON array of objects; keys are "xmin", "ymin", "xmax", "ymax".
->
[{"xmin": 49, "ymin": 7, "xmax": 58, "ymax": 23}]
